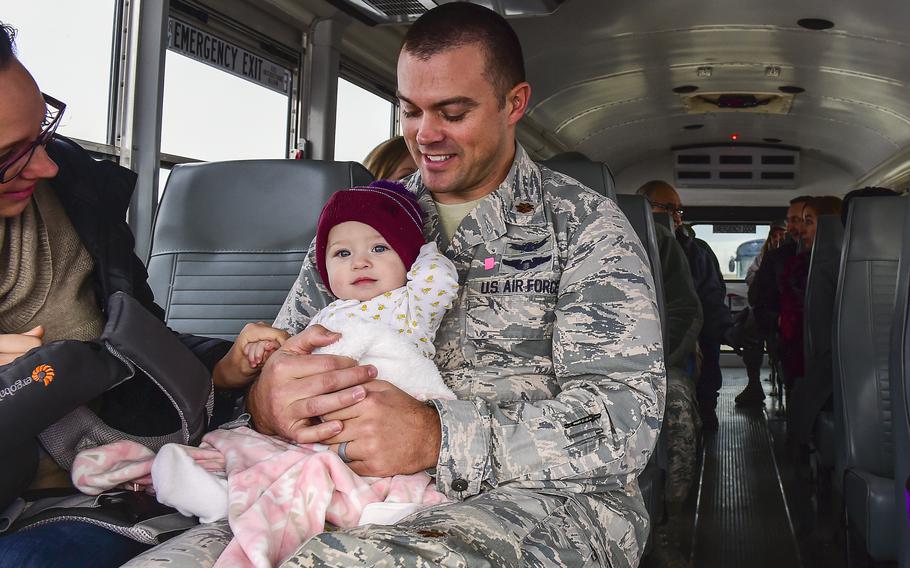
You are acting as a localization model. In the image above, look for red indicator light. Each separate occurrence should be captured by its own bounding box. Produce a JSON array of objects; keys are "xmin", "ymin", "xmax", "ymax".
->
[{"xmin": 731, "ymin": 133, "xmax": 739, "ymax": 141}]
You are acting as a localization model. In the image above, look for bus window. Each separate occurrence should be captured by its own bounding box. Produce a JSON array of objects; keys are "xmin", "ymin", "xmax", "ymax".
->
[
  {"xmin": 161, "ymin": 51, "xmax": 288, "ymax": 163},
  {"xmin": 334, "ymin": 78, "xmax": 394, "ymax": 163},
  {"xmin": 691, "ymin": 223, "xmax": 771, "ymax": 281},
  {"xmin": 159, "ymin": 168, "xmax": 172, "ymax": 199},
  {"xmin": 6, "ymin": 1, "xmax": 116, "ymax": 145}
]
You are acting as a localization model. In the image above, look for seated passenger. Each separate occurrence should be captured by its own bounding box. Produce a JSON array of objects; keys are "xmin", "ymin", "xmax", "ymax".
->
[
  {"xmin": 750, "ymin": 196, "xmax": 812, "ymax": 341},
  {"xmin": 777, "ymin": 196, "xmax": 842, "ymax": 389},
  {"xmin": 0, "ymin": 23, "xmax": 233, "ymax": 568},
  {"xmin": 234, "ymin": 5, "xmax": 663, "ymax": 567},
  {"xmin": 363, "ymin": 136, "xmax": 417, "ymax": 180},
  {"xmin": 745, "ymin": 220, "xmax": 786, "ymax": 287},
  {"xmin": 735, "ymin": 220, "xmax": 786, "ymax": 407},
  {"xmin": 638, "ymin": 180, "xmax": 732, "ymax": 430},
  {"xmin": 789, "ymin": 191, "xmax": 897, "ymax": 444}
]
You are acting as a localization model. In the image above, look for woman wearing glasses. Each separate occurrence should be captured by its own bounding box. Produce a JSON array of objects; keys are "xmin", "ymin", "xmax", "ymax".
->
[{"xmin": 0, "ymin": 23, "xmax": 232, "ymax": 568}]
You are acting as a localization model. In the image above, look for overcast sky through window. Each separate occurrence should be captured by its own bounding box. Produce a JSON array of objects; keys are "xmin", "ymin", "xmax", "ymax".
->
[{"xmin": 6, "ymin": 1, "xmax": 394, "ymax": 176}]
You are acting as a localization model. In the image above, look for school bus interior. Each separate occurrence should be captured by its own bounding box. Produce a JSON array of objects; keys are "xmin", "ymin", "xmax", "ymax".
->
[{"xmin": 8, "ymin": 0, "xmax": 910, "ymax": 566}]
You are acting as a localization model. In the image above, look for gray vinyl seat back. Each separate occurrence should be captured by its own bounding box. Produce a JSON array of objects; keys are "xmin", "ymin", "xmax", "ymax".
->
[
  {"xmin": 804, "ymin": 215, "xmax": 844, "ymax": 375},
  {"xmin": 616, "ymin": 195, "xmax": 667, "ymax": 347},
  {"xmin": 789, "ymin": 215, "xmax": 844, "ymax": 454},
  {"xmin": 890, "ymin": 198, "xmax": 910, "ymax": 564},
  {"xmin": 614, "ymin": 193, "xmax": 667, "ymax": 556},
  {"xmin": 541, "ymin": 156, "xmax": 617, "ymax": 201},
  {"xmin": 794, "ymin": 215, "xmax": 843, "ymax": 454},
  {"xmin": 834, "ymin": 197, "xmax": 904, "ymax": 479},
  {"xmin": 833, "ymin": 196, "xmax": 906, "ymax": 560},
  {"xmin": 147, "ymin": 159, "xmax": 373, "ymax": 340}
]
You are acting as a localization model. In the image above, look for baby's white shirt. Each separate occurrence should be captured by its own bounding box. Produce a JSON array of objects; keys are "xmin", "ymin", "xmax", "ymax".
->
[{"xmin": 308, "ymin": 242, "xmax": 459, "ymax": 359}]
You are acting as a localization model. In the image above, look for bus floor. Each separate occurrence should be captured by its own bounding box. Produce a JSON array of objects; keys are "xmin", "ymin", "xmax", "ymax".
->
[{"xmin": 643, "ymin": 367, "xmax": 861, "ymax": 568}]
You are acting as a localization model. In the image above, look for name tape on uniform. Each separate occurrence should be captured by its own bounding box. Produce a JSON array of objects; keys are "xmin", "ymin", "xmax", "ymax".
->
[{"xmin": 167, "ymin": 17, "xmax": 291, "ymax": 95}]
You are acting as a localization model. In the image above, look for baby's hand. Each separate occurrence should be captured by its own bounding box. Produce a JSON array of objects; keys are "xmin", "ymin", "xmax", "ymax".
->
[
  {"xmin": 213, "ymin": 323, "xmax": 291, "ymax": 389},
  {"xmin": 244, "ymin": 339, "xmax": 281, "ymax": 369},
  {"xmin": 238, "ymin": 323, "xmax": 290, "ymax": 370}
]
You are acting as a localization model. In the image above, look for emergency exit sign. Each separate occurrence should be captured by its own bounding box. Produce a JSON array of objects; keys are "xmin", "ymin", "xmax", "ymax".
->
[
  {"xmin": 167, "ymin": 17, "xmax": 291, "ymax": 95},
  {"xmin": 713, "ymin": 223, "xmax": 757, "ymax": 233}
]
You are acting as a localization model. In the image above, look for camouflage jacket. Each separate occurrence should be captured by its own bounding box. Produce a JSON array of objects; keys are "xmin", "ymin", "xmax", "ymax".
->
[{"xmin": 274, "ymin": 144, "xmax": 665, "ymax": 502}]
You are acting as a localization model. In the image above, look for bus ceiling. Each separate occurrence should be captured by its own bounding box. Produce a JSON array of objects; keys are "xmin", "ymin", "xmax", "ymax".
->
[
  {"xmin": 246, "ymin": 0, "xmax": 910, "ymax": 196},
  {"xmin": 23, "ymin": 0, "xmax": 910, "ymax": 251}
]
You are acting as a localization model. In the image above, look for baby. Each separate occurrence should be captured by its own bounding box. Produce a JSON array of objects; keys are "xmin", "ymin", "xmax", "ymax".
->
[{"xmin": 242, "ymin": 179, "xmax": 458, "ymax": 401}]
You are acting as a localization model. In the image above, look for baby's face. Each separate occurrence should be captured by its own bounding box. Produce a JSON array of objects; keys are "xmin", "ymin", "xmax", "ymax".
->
[{"xmin": 326, "ymin": 221, "xmax": 407, "ymax": 301}]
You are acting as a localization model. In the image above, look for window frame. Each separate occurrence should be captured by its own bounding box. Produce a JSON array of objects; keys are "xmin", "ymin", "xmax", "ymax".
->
[{"xmin": 333, "ymin": 65, "xmax": 398, "ymax": 163}]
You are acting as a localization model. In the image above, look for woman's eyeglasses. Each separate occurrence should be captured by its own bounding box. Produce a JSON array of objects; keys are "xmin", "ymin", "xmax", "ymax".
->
[{"xmin": 0, "ymin": 93, "xmax": 66, "ymax": 184}]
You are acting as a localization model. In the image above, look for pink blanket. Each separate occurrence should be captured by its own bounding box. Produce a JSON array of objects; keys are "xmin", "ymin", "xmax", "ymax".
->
[{"xmin": 72, "ymin": 427, "xmax": 448, "ymax": 567}]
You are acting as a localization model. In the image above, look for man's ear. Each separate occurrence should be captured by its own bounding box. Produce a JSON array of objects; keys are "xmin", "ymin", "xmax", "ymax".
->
[{"xmin": 506, "ymin": 82, "xmax": 531, "ymax": 125}]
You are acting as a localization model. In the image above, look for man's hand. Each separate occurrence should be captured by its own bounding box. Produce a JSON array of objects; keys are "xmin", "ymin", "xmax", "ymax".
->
[
  {"xmin": 0, "ymin": 326, "xmax": 44, "ymax": 366},
  {"xmin": 321, "ymin": 381, "xmax": 442, "ymax": 478},
  {"xmin": 246, "ymin": 325, "xmax": 377, "ymax": 443}
]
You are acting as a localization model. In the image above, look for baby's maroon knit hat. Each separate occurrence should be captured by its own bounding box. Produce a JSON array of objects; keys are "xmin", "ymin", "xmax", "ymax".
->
[{"xmin": 315, "ymin": 180, "xmax": 425, "ymax": 295}]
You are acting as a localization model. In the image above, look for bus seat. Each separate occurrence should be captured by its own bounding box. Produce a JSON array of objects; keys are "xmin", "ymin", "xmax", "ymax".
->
[
  {"xmin": 833, "ymin": 196, "xmax": 906, "ymax": 561},
  {"xmin": 890, "ymin": 197, "xmax": 910, "ymax": 566},
  {"xmin": 652, "ymin": 212, "xmax": 672, "ymax": 231},
  {"xmin": 791, "ymin": 215, "xmax": 843, "ymax": 462},
  {"xmin": 541, "ymin": 154, "xmax": 617, "ymax": 201},
  {"xmin": 147, "ymin": 159, "xmax": 373, "ymax": 340},
  {"xmin": 615, "ymin": 193, "xmax": 667, "ymax": 545},
  {"xmin": 616, "ymin": 195, "xmax": 666, "ymax": 341}
]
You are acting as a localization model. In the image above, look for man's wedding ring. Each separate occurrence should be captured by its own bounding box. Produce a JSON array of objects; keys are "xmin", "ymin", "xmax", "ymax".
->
[{"xmin": 338, "ymin": 441, "xmax": 352, "ymax": 463}]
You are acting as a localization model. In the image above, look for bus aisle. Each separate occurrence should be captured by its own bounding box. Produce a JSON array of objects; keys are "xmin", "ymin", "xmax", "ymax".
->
[
  {"xmin": 645, "ymin": 367, "xmax": 853, "ymax": 568},
  {"xmin": 692, "ymin": 368, "xmax": 801, "ymax": 566}
]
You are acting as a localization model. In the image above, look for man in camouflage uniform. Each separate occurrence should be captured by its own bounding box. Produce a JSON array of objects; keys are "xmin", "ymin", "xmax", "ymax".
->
[{"xmin": 246, "ymin": 4, "xmax": 664, "ymax": 567}]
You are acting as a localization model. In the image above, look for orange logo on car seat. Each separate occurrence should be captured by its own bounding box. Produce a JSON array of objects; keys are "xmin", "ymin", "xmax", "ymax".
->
[{"xmin": 31, "ymin": 365, "xmax": 55, "ymax": 386}]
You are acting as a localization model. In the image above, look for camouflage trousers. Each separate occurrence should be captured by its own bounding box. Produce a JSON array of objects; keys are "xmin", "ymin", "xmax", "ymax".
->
[
  {"xmin": 282, "ymin": 486, "xmax": 647, "ymax": 568},
  {"xmin": 120, "ymin": 486, "xmax": 647, "ymax": 568},
  {"xmin": 665, "ymin": 367, "xmax": 700, "ymax": 504}
]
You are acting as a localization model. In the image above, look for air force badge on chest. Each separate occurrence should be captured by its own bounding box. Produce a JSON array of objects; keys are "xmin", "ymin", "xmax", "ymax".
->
[
  {"xmin": 478, "ymin": 277, "xmax": 558, "ymax": 295},
  {"xmin": 471, "ymin": 225, "xmax": 558, "ymax": 296}
]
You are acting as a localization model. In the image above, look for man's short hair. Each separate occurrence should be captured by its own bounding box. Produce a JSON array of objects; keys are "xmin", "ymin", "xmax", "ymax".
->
[
  {"xmin": 402, "ymin": 3, "xmax": 525, "ymax": 108},
  {"xmin": 636, "ymin": 180, "xmax": 675, "ymax": 201},
  {"xmin": 0, "ymin": 22, "xmax": 16, "ymax": 69},
  {"xmin": 789, "ymin": 195, "xmax": 813, "ymax": 206}
]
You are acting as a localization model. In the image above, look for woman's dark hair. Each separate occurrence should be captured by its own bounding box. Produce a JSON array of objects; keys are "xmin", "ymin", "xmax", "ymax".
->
[
  {"xmin": 402, "ymin": 3, "xmax": 525, "ymax": 108},
  {"xmin": 0, "ymin": 22, "xmax": 16, "ymax": 68},
  {"xmin": 804, "ymin": 195, "xmax": 843, "ymax": 217}
]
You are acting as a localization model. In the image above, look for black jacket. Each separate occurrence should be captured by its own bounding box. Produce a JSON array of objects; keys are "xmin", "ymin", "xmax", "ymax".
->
[
  {"xmin": 749, "ymin": 238, "xmax": 798, "ymax": 335},
  {"xmin": 676, "ymin": 230, "xmax": 732, "ymax": 343}
]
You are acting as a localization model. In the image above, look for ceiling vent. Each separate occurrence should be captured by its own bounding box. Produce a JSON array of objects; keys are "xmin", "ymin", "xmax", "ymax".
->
[
  {"xmin": 684, "ymin": 92, "xmax": 795, "ymax": 115},
  {"xmin": 328, "ymin": 0, "xmax": 564, "ymax": 25},
  {"xmin": 673, "ymin": 145, "xmax": 800, "ymax": 189}
]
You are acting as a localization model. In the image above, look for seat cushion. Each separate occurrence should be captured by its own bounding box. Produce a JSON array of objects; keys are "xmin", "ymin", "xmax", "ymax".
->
[{"xmin": 844, "ymin": 468, "xmax": 898, "ymax": 561}]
